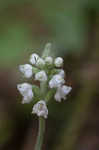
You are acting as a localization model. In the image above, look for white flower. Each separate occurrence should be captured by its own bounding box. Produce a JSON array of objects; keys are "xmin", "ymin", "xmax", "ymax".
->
[
  {"xmin": 36, "ymin": 58, "xmax": 45, "ymax": 67},
  {"xmin": 58, "ymin": 69, "xmax": 65, "ymax": 78},
  {"xmin": 17, "ymin": 83, "xmax": 33, "ymax": 104},
  {"xmin": 19, "ymin": 64, "xmax": 33, "ymax": 78},
  {"xmin": 54, "ymin": 57, "xmax": 63, "ymax": 67},
  {"xmin": 49, "ymin": 74, "xmax": 65, "ymax": 88},
  {"xmin": 30, "ymin": 53, "xmax": 39, "ymax": 65},
  {"xmin": 45, "ymin": 56, "xmax": 53, "ymax": 65},
  {"xmin": 32, "ymin": 100, "xmax": 48, "ymax": 118},
  {"xmin": 55, "ymin": 85, "xmax": 72, "ymax": 102},
  {"xmin": 35, "ymin": 71, "xmax": 47, "ymax": 82}
]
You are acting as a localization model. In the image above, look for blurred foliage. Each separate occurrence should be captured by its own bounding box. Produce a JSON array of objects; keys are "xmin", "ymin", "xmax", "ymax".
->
[{"xmin": 0, "ymin": 118, "xmax": 13, "ymax": 145}]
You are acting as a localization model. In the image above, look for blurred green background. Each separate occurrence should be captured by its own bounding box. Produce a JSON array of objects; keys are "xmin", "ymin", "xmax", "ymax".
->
[{"xmin": 0, "ymin": 0, "xmax": 99, "ymax": 150}]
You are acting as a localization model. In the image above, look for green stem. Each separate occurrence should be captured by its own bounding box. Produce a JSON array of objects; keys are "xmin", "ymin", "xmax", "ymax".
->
[
  {"xmin": 35, "ymin": 117, "xmax": 45, "ymax": 150},
  {"xmin": 34, "ymin": 43, "xmax": 51, "ymax": 150},
  {"xmin": 34, "ymin": 82, "xmax": 46, "ymax": 150}
]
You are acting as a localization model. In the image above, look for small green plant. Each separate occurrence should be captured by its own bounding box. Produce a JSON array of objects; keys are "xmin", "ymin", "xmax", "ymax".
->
[{"xmin": 17, "ymin": 43, "xmax": 72, "ymax": 150}]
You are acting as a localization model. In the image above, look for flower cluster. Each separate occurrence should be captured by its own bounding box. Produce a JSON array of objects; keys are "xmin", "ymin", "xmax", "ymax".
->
[{"xmin": 17, "ymin": 44, "xmax": 72, "ymax": 119}]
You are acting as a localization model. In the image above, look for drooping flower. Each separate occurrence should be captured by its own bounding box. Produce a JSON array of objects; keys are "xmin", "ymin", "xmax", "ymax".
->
[
  {"xmin": 30, "ymin": 53, "xmax": 39, "ymax": 65},
  {"xmin": 17, "ymin": 83, "xmax": 33, "ymax": 104},
  {"xmin": 45, "ymin": 56, "xmax": 53, "ymax": 65},
  {"xmin": 54, "ymin": 57, "xmax": 63, "ymax": 67},
  {"xmin": 54, "ymin": 85, "xmax": 72, "ymax": 102},
  {"xmin": 49, "ymin": 74, "xmax": 65, "ymax": 88},
  {"xmin": 35, "ymin": 70, "xmax": 47, "ymax": 82},
  {"xmin": 32, "ymin": 100, "xmax": 48, "ymax": 118},
  {"xmin": 19, "ymin": 64, "xmax": 33, "ymax": 78}
]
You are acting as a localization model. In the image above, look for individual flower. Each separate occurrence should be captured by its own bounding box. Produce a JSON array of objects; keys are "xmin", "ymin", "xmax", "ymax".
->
[
  {"xmin": 54, "ymin": 85, "xmax": 72, "ymax": 102},
  {"xmin": 30, "ymin": 53, "xmax": 39, "ymax": 65},
  {"xmin": 45, "ymin": 56, "xmax": 53, "ymax": 65},
  {"xmin": 19, "ymin": 64, "xmax": 33, "ymax": 78},
  {"xmin": 49, "ymin": 74, "xmax": 65, "ymax": 88},
  {"xmin": 32, "ymin": 100, "xmax": 48, "ymax": 118},
  {"xmin": 17, "ymin": 83, "xmax": 33, "ymax": 104},
  {"xmin": 35, "ymin": 70, "xmax": 47, "ymax": 82},
  {"xmin": 58, "ymin": 69, "xmax": 65, "ymax": 78},
  {"xmin": 54, "ymin": 57, "xmax": 63, "ymax": 67},
  {"xmin": 36, "ymin": 58, "xmax": 45, "ymax": 67}
]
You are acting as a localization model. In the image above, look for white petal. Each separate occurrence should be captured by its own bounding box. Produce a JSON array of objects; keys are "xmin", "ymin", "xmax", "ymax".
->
[
  {"xmin": 62, "ymin": 85, "xmax": 72, "ymax": 95},
  {"xmin": 32, "ymin": 100, "xmax": 48, "ymax": 119},
  {"xmin": 49, "ymin": 74, "xmax": 65, "ymax": 88},
  {"xmin": 17, "ymin": 83, "xmax": 33, "ymax": 103},
  {"xmin": 54, "ymin": 91, "xmax": 62, "ymax": 102},
  {"xmin": 58, "ymin": 69, "xmax": 65, "ymax": 78},
  {"xmin": 54, "ymin": 85, "xmax": 72, "ymax": 102},
  {"xmin": 19, "ymin": 64, "xmax": 33, "ymax": 78}
]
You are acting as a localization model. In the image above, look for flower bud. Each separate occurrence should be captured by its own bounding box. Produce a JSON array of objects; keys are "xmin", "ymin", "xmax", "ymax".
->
[
  {"xmin": 30, "ymin": 53, "xmax": 39, "ymax": 65},
  {"xmin": 36, "ymin": 58, "xmax": 45, "ymax": 67},
  {"xmin": 35, "ymin": 70, "xmax": 47, "ymax": 82},
  {"xmin": 54, "ymin": 57, "xmax": 63, "ymax": 67},
  {"xmin": 45, "ymin": 56, "xmax": 53, "ymax": 65}
]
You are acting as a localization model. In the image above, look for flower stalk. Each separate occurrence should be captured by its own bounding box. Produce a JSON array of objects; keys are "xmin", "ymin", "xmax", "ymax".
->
[
  {"xmin": 34, "ymin": 117, "xmax": 45, "ymax": 150},
  {"xmin": 34, "ymin": 44, "xmax": 49, "ymax": 150},
  {"xmin": 17, "ymin": 42, "xmax": 72, "ymax": 150}
]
